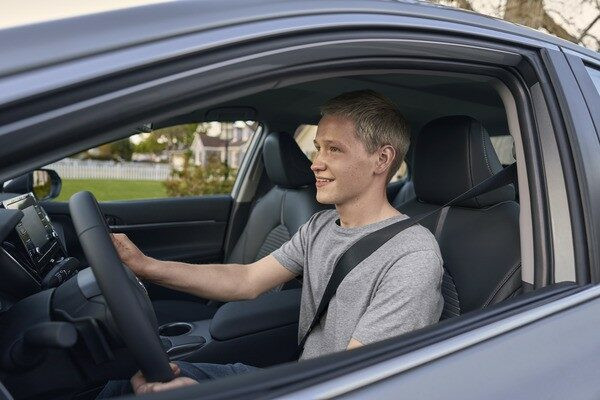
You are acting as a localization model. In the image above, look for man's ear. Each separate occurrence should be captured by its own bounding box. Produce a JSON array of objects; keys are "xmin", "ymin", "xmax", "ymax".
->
[{"xmin": 374, "ymin": 145, "xmax": 396, "ymax": 176}]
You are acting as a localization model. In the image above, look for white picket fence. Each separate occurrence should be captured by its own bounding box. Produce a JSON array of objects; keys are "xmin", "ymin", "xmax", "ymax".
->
[{"xmin": 45, "ymin": 159, "xmax": 172, "ymax": 181}]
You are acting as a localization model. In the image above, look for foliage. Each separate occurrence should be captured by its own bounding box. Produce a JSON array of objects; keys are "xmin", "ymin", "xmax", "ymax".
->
[
  {"xmin": 79, "ymin": 139, "xmax": 134, "ymax": 161},
  {"xmin": 133, "ymin": 135, "xmax": 166, "ymax": 154},
  {"xmin": 163, "ymin": 157, "xmax": 237, "ymax": 196},
  {"xmin": 109, "ymin": 139, "xmax": 134, "ymax": 161},
  {"xmin": 133, "ymin": 123, "xmax": 205, "ymax": 155}
]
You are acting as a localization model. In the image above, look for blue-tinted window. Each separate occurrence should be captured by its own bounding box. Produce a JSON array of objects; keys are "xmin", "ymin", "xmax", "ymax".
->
[{"xmin": 586, "ymin": 66, "xmax": 600, "ymax": 96}]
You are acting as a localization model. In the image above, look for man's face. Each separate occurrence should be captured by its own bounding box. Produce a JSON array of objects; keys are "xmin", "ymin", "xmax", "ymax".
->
[{"xmin": 311, "ymin": 114, "xmax": 379, "ymax": 205}]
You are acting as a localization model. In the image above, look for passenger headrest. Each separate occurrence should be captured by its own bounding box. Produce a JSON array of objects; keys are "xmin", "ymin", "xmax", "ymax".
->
[
  {"xmin": 413, "ymin": 116, "xmax": 515, "ymax": 208},
  {"xmin": 262, "ymin": 132, "xmax": 315, "ymax": 188}
]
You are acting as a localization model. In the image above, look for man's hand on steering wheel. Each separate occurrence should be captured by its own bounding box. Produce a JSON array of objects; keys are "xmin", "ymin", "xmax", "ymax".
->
[
  {"xmin": 111, "ymin": 233, "xmax": 153, "ymax": 280},
  {"xmin": 131, "ymin": 363, "xmax": 198, "ymax": 395}
]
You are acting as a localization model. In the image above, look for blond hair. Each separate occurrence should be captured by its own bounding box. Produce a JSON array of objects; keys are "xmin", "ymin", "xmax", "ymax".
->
[{"xmin": 320, "ymin": 90, "xmax": 410, "ymax": 182}]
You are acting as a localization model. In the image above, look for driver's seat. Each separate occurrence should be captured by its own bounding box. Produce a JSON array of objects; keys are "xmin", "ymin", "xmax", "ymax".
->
[{"xmin": 153, "ymin": 131, "xmax": 327, "ymax": 324}]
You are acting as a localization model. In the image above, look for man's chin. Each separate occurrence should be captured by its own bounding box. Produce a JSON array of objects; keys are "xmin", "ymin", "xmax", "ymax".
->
[{"xmin": 316, "ymin": 192, "xmax": 337, "ymax": 205}]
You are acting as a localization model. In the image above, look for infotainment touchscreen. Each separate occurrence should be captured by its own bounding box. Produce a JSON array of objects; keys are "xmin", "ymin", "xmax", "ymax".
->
[
  {"xmin": 12, "ymin": 197, "xmax": 49, "ymax": 248},
  {"xmin": 2, "ymin": 193, "xmax": 58, "ymax": 261}
]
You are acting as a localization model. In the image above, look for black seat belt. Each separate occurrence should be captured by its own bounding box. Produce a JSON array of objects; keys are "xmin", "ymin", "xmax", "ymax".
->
[{"xmin": 296, "ymin": 163, "xmax": 517, "ymax": 358}]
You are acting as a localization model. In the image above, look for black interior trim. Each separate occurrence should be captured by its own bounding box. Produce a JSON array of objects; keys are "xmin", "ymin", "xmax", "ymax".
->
[{"xmin": 109, "ymin": 220, "xmax": 218, "ymax": 231}]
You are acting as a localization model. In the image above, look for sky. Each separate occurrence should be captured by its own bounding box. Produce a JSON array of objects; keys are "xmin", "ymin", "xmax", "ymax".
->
[{"xmin": 0, "ymin": 0, "xmax": 172, "ymax": 29}]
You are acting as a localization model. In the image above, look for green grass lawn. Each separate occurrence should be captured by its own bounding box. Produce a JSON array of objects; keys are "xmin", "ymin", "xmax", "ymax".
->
[{"xmin": 55, "ymin": 179, "xmax": 168, "ymax": 202}]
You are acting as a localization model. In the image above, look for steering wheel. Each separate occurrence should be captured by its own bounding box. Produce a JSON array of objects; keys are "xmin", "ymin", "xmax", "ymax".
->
[{"xmin": 69, "ymin": 191, "xmax": 174, "ymax": 382}]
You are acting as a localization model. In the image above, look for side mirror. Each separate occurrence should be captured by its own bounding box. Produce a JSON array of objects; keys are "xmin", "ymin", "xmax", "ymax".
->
[{"xmin": 3, "ymin": 169, "xmax": 62, "ymax": 200}]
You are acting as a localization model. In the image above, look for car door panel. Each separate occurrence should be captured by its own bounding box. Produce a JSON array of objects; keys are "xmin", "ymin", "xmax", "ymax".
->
[{"xmin": 41, "ymin": 195, "xmax": 232, "ymax": 300}]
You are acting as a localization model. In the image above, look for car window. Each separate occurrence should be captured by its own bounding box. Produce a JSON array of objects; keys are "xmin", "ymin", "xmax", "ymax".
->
[
  {"xmin": 490, "ymin": 135, "xmax": 515, "ymax": 165},
  {"xmin": 294, "ymin": 124, "xmax": 408, "ymax": 182},
  {"xmin": 586, "ymin": 65, "xmax": 600, "ymax": 96},
  {"xmin": 45, "ymin": 122, "xmax": 259, "ymax": 201}
]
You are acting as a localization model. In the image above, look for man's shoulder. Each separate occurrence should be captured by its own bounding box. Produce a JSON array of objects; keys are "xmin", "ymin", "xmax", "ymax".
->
[
  {"xmin": 387, "ymin": 220, "xmax": 442, "ymax": 262},
  {"xmin": 379, "ymin": 224, "xmax": 443, "ymax": 286},
  {"xmin": 307, "ymin": 209, "xmax": 338, "ymax": 227}
]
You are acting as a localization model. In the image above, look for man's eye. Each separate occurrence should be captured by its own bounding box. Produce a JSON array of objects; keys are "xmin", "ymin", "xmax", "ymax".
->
[{"xmin": 330, "ymin": 147, "xmax": 340, "ymax": 152}]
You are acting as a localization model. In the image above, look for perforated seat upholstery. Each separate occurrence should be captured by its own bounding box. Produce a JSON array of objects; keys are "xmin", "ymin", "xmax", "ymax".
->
[{"xmin": 395, "ymin": 116, "xmax": 521, "ymax": 319}]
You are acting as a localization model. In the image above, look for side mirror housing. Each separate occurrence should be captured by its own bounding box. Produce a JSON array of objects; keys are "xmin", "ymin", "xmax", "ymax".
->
[{"xmin": 3, "ymin": 169, "xmax": 62, "ymax": 200}]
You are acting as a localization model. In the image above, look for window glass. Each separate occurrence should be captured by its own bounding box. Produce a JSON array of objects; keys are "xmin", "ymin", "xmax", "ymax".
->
[
  {"xmin": 586, "ymin": 66, "xmax": 600, "ymax": 96},
  {"xmin": 489, "ymin": 135, "xmax": 515, "ymax": 165},
  {"xmin": 46, "ymin": 122, "xmax": 259, "ymax": 201},
  {"xmin": 294, "ymin": 124, "xmax": 408, "ymax": 182}
]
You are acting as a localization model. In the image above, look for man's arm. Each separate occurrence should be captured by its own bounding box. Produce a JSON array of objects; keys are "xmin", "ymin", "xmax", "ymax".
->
[
  {"xmin": 347, "ymin": 338, "xmax": 363, "ymax": 350},
  {"xmin": 112, "ymin": 233, "xmax": 296, "ymax": 302}
]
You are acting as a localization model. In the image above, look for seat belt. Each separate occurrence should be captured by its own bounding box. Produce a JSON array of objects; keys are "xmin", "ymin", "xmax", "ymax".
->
[{"xmin": 296, "ymin": 163, "xmax": 517, "ymax": 358}]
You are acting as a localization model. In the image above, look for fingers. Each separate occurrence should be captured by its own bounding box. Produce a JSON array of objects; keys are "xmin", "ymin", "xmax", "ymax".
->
[
  {"xmin": 136, "ymin": 377, "xmax": 198, "ymax": 394},
  {"xmin": 111, "ymin": 233, "xmax": 128, "ymax": 245},
  {"xmin": 130, "ymin": 370, "xmax": 146, "ymax": 394},
  {"xmin": 130, "ymin": 364, "xmax": 185, "ymax": 395},
  {"xmin": 170, "ymin": 362, "xmax": 181, "ymax": 376}
]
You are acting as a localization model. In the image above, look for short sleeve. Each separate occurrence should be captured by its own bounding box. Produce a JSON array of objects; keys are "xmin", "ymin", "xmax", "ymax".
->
[
  {"xmin": 351, "ymin": 250, "xmax": 443, "ymax": 345},
  {"xmin": 270, "ymin": 214, "xmax": 318, "ymax": 275}
]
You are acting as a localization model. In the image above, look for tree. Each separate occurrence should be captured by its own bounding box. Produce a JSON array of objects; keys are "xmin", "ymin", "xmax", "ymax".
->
[
  {"xmin": 153, "ymin": 123, "xmax": 201, "ymax": 151},
  {"xmin": 436, "ymin": 0, "xmax": 600, "ymax": 50},
  {"xmin": 163, "ymin": 156, "xmax": 237, "ymax": 196},
  {"xmin": 109, "ymin": 138, "xmax": 134, "ymax": 161},
  {"xmin": 133, "ymin": 123, "xmax": 205, "ymax": 155},
  {"xmin": 133, "ymin": 134, "xmax": 166, "ymax": 155},
  {"xmin": 80, "ymin": 138, "xmax": 133, "ymax": 161}
]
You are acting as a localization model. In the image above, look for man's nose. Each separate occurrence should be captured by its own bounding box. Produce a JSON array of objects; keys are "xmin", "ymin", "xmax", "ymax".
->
[{"xmin": 311, "ymin": 158, "xmax": 325, "ymax": 172}]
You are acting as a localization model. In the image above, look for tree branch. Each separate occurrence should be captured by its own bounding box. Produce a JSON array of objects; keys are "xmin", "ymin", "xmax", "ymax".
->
[
  {"xmin": 578, "ymin": 14, "xmax": 600, "ymax": 41},
  {"xmin": 541, "ymin": 10, "xmax": 578, "ymax": 42},
  {"xmin": 451, "ymin": 0, "xmax": 474, "ymax": 11}
]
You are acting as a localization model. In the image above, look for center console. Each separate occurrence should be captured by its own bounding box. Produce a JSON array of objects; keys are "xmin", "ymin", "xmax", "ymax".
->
[
  {"xmin": 158, "ymin": 321, "xmax": 209, "ymax": 359},
  {"xmin": 158, "ymin": 289, "xmax": 301, "ymax": 367}
]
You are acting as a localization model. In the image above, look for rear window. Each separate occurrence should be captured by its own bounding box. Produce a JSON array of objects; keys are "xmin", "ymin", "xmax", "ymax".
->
[{"xmin": 490, "ymin": 135, "xmax": 515, "ymax": 165}]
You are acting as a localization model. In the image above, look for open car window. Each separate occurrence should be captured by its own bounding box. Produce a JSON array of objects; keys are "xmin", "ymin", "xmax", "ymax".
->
[{"xmin": 44, "ymin": 122, "xmax": 259, "ymax": 201}]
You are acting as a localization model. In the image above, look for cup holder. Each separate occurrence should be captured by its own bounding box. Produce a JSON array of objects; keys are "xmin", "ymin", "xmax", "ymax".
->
[{"xmin": 158, "ymin": 322, "xmax": 193, "ymax": 337}]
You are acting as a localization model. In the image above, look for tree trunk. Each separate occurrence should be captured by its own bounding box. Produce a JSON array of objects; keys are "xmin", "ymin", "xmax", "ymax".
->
[
  {"xmin": 504, "ymin": 0, "xmax": 544, "ymax": 28},
  {"xmin": 503, "ymin": 0, "xmax": 577, "ymax": 43}
]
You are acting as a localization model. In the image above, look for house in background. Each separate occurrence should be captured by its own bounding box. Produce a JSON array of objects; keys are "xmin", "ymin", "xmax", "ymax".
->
[{"xmin": 190, "ymin": 121, "xmax": 253, "ymax": 168}]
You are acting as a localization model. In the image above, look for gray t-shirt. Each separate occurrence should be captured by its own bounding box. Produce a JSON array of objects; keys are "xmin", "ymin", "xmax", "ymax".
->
[{"xmin": 271, "ymin": 209, "xmax": 444, "ymax": 360}]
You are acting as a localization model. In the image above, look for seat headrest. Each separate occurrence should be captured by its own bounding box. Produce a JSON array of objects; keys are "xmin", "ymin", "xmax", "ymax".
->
[
  {"xmin": 262, "ymin": 132, "xmax": 315, "ymax": 188},
  {"xmin": 413, "ymin": 116, "xmax": 515, "ymax": 208}
]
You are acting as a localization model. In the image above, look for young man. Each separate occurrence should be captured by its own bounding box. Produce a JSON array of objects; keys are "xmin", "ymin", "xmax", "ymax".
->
[{"xmin": 105, "ymin": 90, "xmax": 443, "ymax": 395}]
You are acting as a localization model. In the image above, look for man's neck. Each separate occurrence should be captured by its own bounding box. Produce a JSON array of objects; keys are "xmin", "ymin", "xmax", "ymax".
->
[{"xmin": 336, "ymin": 190, "xmax": 400, "ymax": 228}]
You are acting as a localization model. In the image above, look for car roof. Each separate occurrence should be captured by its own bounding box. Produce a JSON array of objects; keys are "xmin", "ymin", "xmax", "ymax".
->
[{"xmin": 0, "ymin": 0, "xmax": 598, "ymax": 79}]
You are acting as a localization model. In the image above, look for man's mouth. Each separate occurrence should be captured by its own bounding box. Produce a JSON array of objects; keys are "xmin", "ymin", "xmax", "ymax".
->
[{"xmin": 315, "ymin": 177, "xmax": 334, "ymax": 187}]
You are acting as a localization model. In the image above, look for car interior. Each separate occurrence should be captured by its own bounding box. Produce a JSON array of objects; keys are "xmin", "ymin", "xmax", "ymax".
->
[{"xmin": 0, "ymin": 70, "xmax": 562, "ymax": 399}]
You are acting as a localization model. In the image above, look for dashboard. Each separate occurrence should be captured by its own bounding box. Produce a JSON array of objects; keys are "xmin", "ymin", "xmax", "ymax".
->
[{"xmin": 0, "ymin": 193, "xmax": 75, "ymax": 299}]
